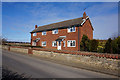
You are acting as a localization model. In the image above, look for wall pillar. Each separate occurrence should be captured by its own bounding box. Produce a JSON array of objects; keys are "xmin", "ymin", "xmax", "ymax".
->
[
  {"xmin": 8, "ymin": 46, "xmax": 10, "ymax": 51},
  {"xmin": 28, "ymin": 48, "xmax": 33, "ymax": 54}
]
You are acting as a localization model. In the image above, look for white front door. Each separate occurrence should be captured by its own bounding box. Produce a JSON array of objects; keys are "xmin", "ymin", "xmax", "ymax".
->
[{"xmin": 57, "ymin": 41, "xmax": 61, "ymax": 50}]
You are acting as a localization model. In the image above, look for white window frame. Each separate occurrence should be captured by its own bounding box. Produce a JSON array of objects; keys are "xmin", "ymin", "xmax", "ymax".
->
[
  {"xmin": 42, "ymin": 41, "xmax": 46, "ymax": 46},
  {"xmin": 42, "ymin": 31, "xmax": 46, "ymax": 35},
  {"xmin": 52, "ymin": 41, "xmax": 57, "ymax": 47},
  {"xmin": 67, "ymin": 26, "xmax": 76, "ymax": 33},
  {"xmin": 67, "ymin": 40, "xmax": 76, "ymax": 47},
  {"xmin": 63, "ymin": 41, "xmax": 65, "ymax": 47},
  {"xmin": 33, "ymin": 33, "xmax": 37, "ymax": 36},
  {"xmin": 52, "ymin": 29, "xmax": 58, "ymax": 34}
]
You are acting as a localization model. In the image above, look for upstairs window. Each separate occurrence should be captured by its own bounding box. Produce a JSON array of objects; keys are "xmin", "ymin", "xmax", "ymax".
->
[
  {"xmin": 68, "ymin": 26, "xmax": 76, "ymax": 32},
  {"xmin": 67, "ymin": 40, "xmax": 76, "ymax": 47},
  {"xmin": 52, "ymin": 29, "xmax": 58, "ymax": 34},
  {"xmin": 42, "ymin": 41, "xmax": 46, "ymax": 46},
  {"xmin": 33, "ymin": 33, "xmax": 37, "ymax": 36},
  {"xmin": 42, "ymin": 31, "xmax": 46, "ymax": 35},
  {"xmin": 52, "ymin": 41, "xmax": 57, "ymax": 47}
]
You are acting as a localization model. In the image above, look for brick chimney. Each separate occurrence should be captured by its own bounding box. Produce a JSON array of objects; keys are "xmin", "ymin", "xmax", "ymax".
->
[
  {"xmin": 35, "ymin": 25, "xmax": 37, "ymax": 29},
  {"xmin": 83, "ymin": 12, "xmax": 86, "ymax": 19}
]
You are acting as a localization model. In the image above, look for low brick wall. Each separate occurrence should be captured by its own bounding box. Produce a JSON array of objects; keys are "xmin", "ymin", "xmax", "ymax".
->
[
  {"xmin": 10, "ymin": 47, "xmax": 28, "ymax": 54},
  {"xmin": 33, "ymin": 50, "xmax": 52, "ymax": 58},
  {"xmin": 2, "ymin": 45, "xmax": 120, "ymax": 76},
  {"xmin": 32, "ymin": 47, "xmax": 120, "ymax": 59},
  {"xmin": 33, "ymin": 50, "xmax": 119, "ymax": 71}
]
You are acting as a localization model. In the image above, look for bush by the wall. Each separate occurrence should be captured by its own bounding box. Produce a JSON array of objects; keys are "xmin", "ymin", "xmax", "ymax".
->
[
  {"xmin": 80, "ymin": 35, "xmax": 90, "ymax": 51},
  {"xmin": 111, "ymin": 39, "xmax": 118, "ymax": 54},
  {"xmin": 117, "ymin": 36, "xmax": 120, "ymax": 54},
  {"xmin": 111, "ymin": 36, "xmax": 120, "ymax": 54},
  {"xmin": 97, "ymin": 46, "xmax": 104, "ymax": 53},
  {"xmin": 104, "ymin": 38, "xmax": 112, "ymax": 53},
  {"xmin": 89, "ymin": 39, "xmax": 99, "ymax": 52},
  {"xmin": 103, "ymin": 36, "xmax": 120, "ymax": 54}
]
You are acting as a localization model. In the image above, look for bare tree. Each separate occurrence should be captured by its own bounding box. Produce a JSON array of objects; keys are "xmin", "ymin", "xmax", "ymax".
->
[
  {"xmin": 2, "ymin": 38, "xmax": 7, "ymax": 45},
  {"xmin": 0, "ymin": 36, "xmax": 7, "ymax": 45}
]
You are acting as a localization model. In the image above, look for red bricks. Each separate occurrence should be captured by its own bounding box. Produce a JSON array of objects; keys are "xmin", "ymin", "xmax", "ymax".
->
[
  {"xmin": 35, "ymin": 25, "xmax": 38, "ymax": 29},
  {"xmin": 8, "ymin": 46, "xmax": 10, "ymax": 51},
  {"xmin": 115, "ymin": 56, "xmax": 118, "ymax": 59},
  {"xmin": 31, "ymin": 20, "xmax": 93, "ymax": 51},
  {"xmin": 28, "ymin": 48, "xmax": 33, "ymax": 54}
]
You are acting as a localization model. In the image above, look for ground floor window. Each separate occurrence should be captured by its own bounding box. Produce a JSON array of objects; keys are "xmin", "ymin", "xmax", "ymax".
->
[
  {"xmin": 67, "ymin": 40, "xmax": 76, "ymax": 47},
  {"xmin": 52, "ymin": 41, "xmax": 57, "ymax": 47},
  {"xmin": 42, "ymin": 41, "xmax": 46, "ymax": 46}
]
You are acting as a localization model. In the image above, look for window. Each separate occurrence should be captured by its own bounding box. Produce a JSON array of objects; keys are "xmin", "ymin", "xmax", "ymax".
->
[
  {"xmin": 63, "ymin": 41, "xmax": 65, "ymax": 47},
  {"xmin": 67, "ymin": 40, "xmax": 76, "ymax": 47},
  {"xmin": 33, "ymin": 33, "xmax": 37, "ymax": 36},
  {"xmin": 68, "ymin": 26, "xmax": 76, "ymax": 32},
  {"xmin": 52, "ymin": 41, "xmax": 57, "ymax": 47},
  {"xmin": 42, "ymin": 31, "xmax": 46, "ymax": 35},
  {"xmin": 42, "ymin": 41, "xmax": 46, "ymax": 46},
  {"xmin": 52, "ymin": 29, "xmax": 58, "ymax": 34}
]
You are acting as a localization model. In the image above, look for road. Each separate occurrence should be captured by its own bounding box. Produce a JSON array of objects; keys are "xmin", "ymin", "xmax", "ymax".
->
[{"xmin": 2, "ymin": 50, "xmax": 118, "ymax": 78}]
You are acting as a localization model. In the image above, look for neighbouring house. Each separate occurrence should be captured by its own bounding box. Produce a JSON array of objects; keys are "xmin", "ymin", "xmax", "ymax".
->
[{"xmin": 30, "ymin": 12, "xmax": 94, "ymax": 51}]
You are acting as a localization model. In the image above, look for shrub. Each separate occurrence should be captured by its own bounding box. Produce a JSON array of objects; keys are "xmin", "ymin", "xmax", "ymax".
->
[
  {"xmin": 117, "ymin": 36, "xmax": 120, "ymax": 54},
  {"xmin": 80, "ymin": 35, "xmax": 90, "ymax": 51},
  {"xmin": 97, "ymin": 46, "xmax": 104, "ymax": 53},
  {"xmin": 111, "ymin": 36, "xmax": 120, "ymax": 54},
  {"xmin": 89, "ymin": 39, "xmax": 99, "ymax": 52},
  {"xmin": 111, "ymin": 38, "xmax": 118, "ymax": 54},
  {"xmin": 104, "ymin": 38, "xmax": 112, "ymax": 53}
]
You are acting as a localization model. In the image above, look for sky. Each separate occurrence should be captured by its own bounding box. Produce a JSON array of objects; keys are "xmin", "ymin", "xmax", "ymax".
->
[{"xmin": 2, "ymin": 2, "xmax": 118, "ymax": 42}]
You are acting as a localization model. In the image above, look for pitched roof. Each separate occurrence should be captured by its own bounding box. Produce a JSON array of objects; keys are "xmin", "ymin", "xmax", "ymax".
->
[{"xmin": 31, "ymin": 17, "xmax": 84, "ymax": 33}]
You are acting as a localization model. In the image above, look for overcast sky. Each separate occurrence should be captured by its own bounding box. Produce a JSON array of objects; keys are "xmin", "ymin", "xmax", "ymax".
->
[{"xmin": 2, "ymin": 2, "xmax": 118, "ymax": 42}]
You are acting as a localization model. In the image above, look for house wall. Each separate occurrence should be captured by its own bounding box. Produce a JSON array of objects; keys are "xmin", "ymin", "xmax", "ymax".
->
[
  {"xmin": 31, "ymin": 27, "xmax": 79, "ymax": 51},
  {"xmin": 78, "ymin": 18, "xmax": 93, "ymax": 51},
  {"xmin": 80, "ymin": 19, "xmax": 93, "ymax": 40},
  {"xmin": 31, "ymin": 18, "xmax": 93, "ymax": 51}
]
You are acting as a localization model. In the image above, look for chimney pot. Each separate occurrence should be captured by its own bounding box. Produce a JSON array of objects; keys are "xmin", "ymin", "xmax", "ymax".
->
[
  {"xmin": 83, "ymin": 12, "xmax": 86, "ymax": 19},
  {"xmin": 35, "ymin": 25, "xmax": 37, "ymax": 29}
]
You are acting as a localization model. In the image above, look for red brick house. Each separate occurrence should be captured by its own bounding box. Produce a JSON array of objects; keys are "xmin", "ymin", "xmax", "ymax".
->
[{"xmin": 30, "ymin": 12, "xmax": 93, "ymax": 51}]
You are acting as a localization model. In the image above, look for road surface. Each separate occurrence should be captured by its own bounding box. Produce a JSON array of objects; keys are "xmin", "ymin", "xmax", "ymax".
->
[{"xmin": 2, "ymin": 50, "xmax": 118, "ymax": 78}]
